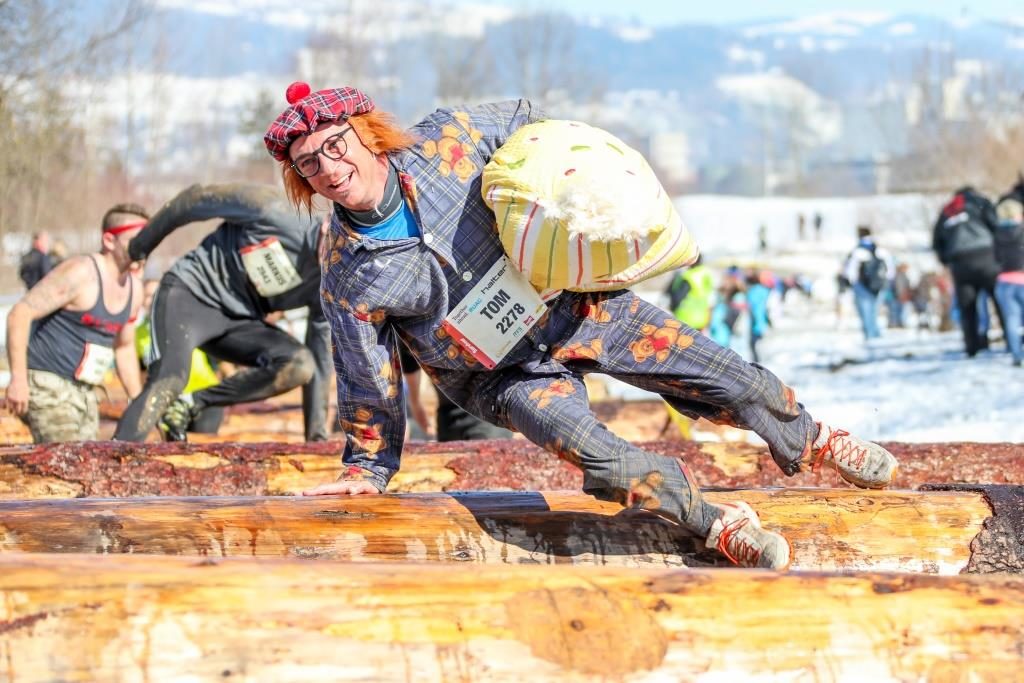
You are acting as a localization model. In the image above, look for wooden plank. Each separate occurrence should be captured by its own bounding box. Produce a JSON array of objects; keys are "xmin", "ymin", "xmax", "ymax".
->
[
  {"xmin": 1, "ymin": 554, "xmax": 1021, "ymax": 682},
  {"xmin": 0, "ymin": 489, "xmax": 998, "ymax": 574},
  {"xmin": 2, "ymin": 439, "xmax": 1024, "ymax": 499}
]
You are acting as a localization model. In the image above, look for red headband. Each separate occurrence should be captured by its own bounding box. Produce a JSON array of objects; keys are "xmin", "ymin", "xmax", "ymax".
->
[{"xmin": 103, "ymin": 220, "xmax": 147, "ymax": 235}]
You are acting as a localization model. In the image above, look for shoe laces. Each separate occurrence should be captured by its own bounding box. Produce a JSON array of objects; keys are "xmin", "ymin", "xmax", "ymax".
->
[
  {"xmin": 811, "ymin": 427, "xmax": 867, "ymax": 474},
  {"xmin": 716, "ymin": 514, "xmax": 761, "ymax": 567},
  {"xmin": 163, "ymin": 400, "xmax": 190, "ymax": 426}
]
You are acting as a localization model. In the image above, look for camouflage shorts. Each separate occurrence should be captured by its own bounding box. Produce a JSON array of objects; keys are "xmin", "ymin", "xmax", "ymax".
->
[{"xmin": 21, "ymin": 370, "xmax": 99, "ymax": 443}]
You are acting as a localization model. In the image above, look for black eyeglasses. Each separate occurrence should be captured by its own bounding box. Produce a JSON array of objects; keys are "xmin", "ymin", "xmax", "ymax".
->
[{"xmin": 291, "ymin": 125, "xmax": 353, "ymax": 178}]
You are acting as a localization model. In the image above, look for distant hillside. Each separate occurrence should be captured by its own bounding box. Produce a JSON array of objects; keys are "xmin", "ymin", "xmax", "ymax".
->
[{"xmin": 85, "ymin": 3, "xmax": 1024, "ymax": 194}]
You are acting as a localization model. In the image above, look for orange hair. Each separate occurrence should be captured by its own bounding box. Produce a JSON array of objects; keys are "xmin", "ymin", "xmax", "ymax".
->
[{"xmin": 281, "ymin": 110, "xmax": 418, "ymax": 214}]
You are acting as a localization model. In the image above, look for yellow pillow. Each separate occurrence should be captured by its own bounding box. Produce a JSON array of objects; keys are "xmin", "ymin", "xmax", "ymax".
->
[{"xmin": 482, "ymin": 119, "xmax": 698, "ymax": 292}]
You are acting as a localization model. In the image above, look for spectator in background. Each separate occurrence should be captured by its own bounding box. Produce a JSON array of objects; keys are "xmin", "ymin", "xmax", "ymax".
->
[
  {"xmin": 745, "ymin": 270, "xmax": 772, "ymax": 364},
  {"xmin": 813, "ymin": 212, "xmax": 823, "ymax": 241},
  {"xmin": 667, "ymin": 255, "xmax": 715, "ymax": 333},
  {"xmin": 797, "ymin": 214, "xmax": 806, "ymax": 240},
  {"xmin": 993, "ymin": 189, "xmax": 1024, "ymax": 367},
  {"xmin": 834, "ymin": 271, "xmax": 851, "ymax": 329},
  {"xmin": 709, "ymin": 274, "xmax": 745, "ymax": 349},
  {"xmin": 18, "ymin": 232, "xmax": 53, "ymax": 289},
  {"xmin": 886, "ymin": 262, "xmax": 913, "ymax": 329},
  {"xmin": 933, "ymin": 186, "xmax": 1007, "ymax": 357},
  {"xmin": 843, "ymin": 226, "xmax": 893, "ymax": 341}
]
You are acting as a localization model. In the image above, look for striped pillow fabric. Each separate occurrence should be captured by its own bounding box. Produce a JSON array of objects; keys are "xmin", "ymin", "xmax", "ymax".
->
[{"xmin": 482, "ymin": 119, "xmax": 698, "ymax": 292}]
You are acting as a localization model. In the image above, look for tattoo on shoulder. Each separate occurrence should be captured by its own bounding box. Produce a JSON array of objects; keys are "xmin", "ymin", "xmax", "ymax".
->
[{"xmin": 22, "ymin": 258, "xmax": 86, "ymax": 314}]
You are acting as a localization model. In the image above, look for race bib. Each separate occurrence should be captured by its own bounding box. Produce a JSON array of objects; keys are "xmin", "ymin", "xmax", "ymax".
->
[
  {"xmin": 240, "ymin": 237, "xmax": 303, "ymax": 297},
  {"xmin": 442, "ymin": 257, "xmax": 548, "ymax": 369},
  {"xmin": 75, "ymin": 343, "xmax": 115, "ymax": 385}
]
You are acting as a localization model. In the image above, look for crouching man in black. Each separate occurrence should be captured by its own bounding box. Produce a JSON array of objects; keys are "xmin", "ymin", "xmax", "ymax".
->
[{"xmin": 114, "ymin": 183, "xmax": 331, "ymax": 442}]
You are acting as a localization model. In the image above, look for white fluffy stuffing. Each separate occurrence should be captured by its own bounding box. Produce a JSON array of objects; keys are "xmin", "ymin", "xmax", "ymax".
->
[{"xmin": 544, "ymin": 184, "xmax": 656, "ymax": 242}]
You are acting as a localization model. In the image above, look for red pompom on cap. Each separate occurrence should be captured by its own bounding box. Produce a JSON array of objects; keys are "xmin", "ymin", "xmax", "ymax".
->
[{"xmin": 285, "ymin": 81, "xmax": 311, "ymax": 105}]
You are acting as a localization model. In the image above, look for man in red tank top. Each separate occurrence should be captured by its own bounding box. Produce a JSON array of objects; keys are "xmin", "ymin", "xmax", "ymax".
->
[{"xmin": 3, "ymin": 205, "xmax": 148, "ymax": 442}]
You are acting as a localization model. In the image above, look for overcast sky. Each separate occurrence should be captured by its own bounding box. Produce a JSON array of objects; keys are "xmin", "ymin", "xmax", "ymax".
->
[{"xmin": 472, "ymin": 0, "xmax": 1024, "ymax": 26}]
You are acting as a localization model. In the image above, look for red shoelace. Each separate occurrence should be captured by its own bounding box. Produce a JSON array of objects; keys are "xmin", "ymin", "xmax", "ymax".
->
[
  {"xmin": 810, "ymin": 427, "xmax": 867, "ymax": 474},
  {"xmin": 716, "ymin": 514, "xmax": 762, "ymax": 567}
]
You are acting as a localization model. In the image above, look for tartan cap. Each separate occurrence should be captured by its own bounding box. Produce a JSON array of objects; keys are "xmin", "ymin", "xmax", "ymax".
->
[{"xmin": 264, "ymin": 82, "xmax": 375, "ymax": 161}]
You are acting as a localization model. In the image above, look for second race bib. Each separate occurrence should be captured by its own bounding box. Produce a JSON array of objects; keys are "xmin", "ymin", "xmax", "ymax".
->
[
  {"xmin": 240, "ymin": 237, "xmax": 303, "ymax": 298},
  {"xmin": 75, "ymin": 343, "xmax": 115, "ymax": 385}
]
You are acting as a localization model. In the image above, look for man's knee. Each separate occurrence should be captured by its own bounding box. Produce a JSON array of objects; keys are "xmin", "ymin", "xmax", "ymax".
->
[{"xmin": 275, "ymin": 347, "xmax": 315, "ymax": 390}]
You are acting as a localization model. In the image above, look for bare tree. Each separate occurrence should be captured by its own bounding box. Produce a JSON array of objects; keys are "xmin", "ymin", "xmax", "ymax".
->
[
  {"xmin": 429, "ymin": 31, "xmax": 495, "ymax": 104},
  {"xmin": 0, "ymin": 0, "xmax": 148, "ymax": 286},
  {"xmin": 891, "ymin": 46, "xmax": 1024, "ymax": 195},
  {"xmin": 502, "ymin": 10, "xmax": 606, "ymax": 109}
]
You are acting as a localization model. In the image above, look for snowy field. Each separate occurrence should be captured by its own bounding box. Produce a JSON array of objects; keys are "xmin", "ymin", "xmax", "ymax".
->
[
  {"xmin": 607, "ymin": 285, "xmax": 1024, "ymax": 444},
  {"xmin": 601, "ymin": 192, "xmax": 1024, "ymax": 444},
  {"xmin": 744, "ymin": 299, "xmax": 1023, "ymax": 443}
]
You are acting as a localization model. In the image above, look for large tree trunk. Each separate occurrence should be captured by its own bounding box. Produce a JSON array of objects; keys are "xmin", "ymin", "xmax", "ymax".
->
[
  {"xmin": 2, "ymin": 488, "xmax": 1018, "ymax": 573},
  {"xmin": 0, "ymin": 553, "xmax": 1021, "ymax": 682},
  {"xmin": 2, "ymin": 440, "xmax": 1023, "ymax": 499}
]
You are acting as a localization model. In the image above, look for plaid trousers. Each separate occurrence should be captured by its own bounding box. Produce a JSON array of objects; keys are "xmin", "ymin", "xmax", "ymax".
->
[{"xmin": 488, "ymin": 290, "xmax": 816, "ymax": 536}]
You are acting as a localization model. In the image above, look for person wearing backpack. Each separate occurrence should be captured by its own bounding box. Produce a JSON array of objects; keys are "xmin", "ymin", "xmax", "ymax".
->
[
  {"xmin": 843, "ymin": 226, "xmax": 892, "ymax": 341},
  {"xmin": 933, "ymin": 186, "xmax": 1007, "ymax": 357},
  {"xmin": 993, "ymin": 188, "xmax": 1024, "ymax": 367}
]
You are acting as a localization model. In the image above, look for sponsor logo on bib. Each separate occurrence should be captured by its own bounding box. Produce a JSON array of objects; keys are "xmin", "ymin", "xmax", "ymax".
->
[{"xmin": 442, "ymin": 257, "xmax": 548, "ymax": 369}]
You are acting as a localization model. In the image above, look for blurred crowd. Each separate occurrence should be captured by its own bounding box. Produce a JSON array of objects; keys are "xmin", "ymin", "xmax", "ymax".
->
[
  {"xmin": 834, "ymin": 180, "xmax": 1024, "ymax": 366},
  {"xmin": 665, "ymin": 256, "xmax": 813, "ymax": 365}
]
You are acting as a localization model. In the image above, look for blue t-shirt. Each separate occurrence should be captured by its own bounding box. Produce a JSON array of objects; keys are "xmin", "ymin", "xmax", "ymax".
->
[{"xmin": 351, "ymin": 202, "xmax": 420, "ymax": 240}]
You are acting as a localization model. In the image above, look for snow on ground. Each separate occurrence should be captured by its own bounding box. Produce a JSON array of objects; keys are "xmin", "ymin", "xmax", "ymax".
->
[
  {"xmin": 759, "ymin": 301, "xmax": 1024, "ymax": 443},
  {"xmin": 602, "ymin": 193, "xmax": 1024, "ymax": 444},
  {"xmin": 606, "ymin": 280, "xmax": 1024, "ymax": 444}
]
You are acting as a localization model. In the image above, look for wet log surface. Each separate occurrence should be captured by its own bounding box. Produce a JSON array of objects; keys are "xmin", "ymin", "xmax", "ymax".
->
[
  {"xmin": 0, "ymin": 488, "xmax": 1011, "ymax": 574},
  {"xmin": 1, "ymin": 439, "xmax": 1023, "ymax": 499},
  {"xmin": 1, "ymin": 553, "xmax": 1022, "ymax": 682}
]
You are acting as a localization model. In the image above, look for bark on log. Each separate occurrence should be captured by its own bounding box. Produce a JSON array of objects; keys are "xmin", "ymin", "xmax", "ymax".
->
[
  {"xmin": 1, "ymin": 488, "xmax": 1015, "ymax": 574},
  {"xmin": 2, "ymin": 439, "xmax": 1023, "ymax": 499},
  {"xmin": 1, "ymin": 553, "xmax": 1021, "ymax": 682}
]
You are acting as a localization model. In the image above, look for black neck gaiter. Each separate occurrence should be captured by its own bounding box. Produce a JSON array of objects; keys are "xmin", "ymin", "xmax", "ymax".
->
[{"xmin": 340, "ymin": 163, "xmax": 402, "ymax": 228}]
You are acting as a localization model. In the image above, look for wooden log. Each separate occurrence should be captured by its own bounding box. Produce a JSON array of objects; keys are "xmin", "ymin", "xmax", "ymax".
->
[
  {"xmin": 0, "ymin": 415, "xmax": 31, "ymax": 445},
  {"xmin": 1, "ymin": 553, "xmax": 1021, "ymax": 682},
  {"xmin": 2, "ymin": 439, "xmax": 1024, "ymax": 499},
  {"xmin": 2, "ymin": 488, "xmax": 1016, "ymax": 574}
]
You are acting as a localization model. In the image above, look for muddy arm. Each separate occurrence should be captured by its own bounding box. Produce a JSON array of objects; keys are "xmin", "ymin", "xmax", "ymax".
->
[{"xmin": 128, "ymin": 183, "xmax": 284, "ymax": 261}]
